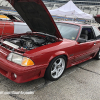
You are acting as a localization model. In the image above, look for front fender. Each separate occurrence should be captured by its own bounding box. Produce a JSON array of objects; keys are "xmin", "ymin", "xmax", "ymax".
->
[{"xmin": 48, "ymin": 51, "xmax": 68, "ymax": 64}]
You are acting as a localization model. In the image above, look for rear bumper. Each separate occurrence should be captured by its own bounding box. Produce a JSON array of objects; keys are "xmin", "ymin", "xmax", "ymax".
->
[{"xmin": 0, "ymin": 57, "xmax": 47, "ymax": 83}]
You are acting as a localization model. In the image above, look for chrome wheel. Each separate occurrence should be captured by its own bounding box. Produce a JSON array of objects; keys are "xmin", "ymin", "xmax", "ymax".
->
[
  {"xmin": 51, "ymin": 58, "xmax": 65, "ymax": 79},
  {"xmin": 44, "ymin": 55, "xmax": 66, "ymax": 81}
]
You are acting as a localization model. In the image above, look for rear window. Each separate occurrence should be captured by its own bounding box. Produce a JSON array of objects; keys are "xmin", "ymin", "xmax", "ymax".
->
[{"xmin": 56, "ymin": 23, "xmax": 80, "ymax": 40}]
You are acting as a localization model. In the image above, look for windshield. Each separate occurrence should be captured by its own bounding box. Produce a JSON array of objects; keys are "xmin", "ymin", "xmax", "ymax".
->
[{"xmin": 56, "ymin": 23, "xmax": 80, "ymax": 40}]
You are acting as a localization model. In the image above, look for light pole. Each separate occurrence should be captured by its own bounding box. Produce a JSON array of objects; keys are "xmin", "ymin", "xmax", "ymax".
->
[
  {"xmin": 89, "ymin": 7, "xmax": 92, "ymax": 14},
  {"xmin": 97, "ymin": 8, "xmax": 99, "ymax": 15}
]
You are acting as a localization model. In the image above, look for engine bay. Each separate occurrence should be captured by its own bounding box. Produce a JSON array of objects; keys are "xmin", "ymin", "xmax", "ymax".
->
[{"xmin": 3, "ymin": 34, "xmax": 57, "ymax": 50}]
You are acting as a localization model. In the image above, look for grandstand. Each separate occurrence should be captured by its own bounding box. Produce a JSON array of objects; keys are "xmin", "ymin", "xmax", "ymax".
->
[{"xmin": 43, "ymin": 0, "xmax": 100, "ymax": 16}]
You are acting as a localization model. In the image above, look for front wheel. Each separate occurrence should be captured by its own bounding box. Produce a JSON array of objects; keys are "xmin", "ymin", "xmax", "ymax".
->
[
  {"xmin": 95, "ymin": 49, "xmax": 100, "ymax": 60},
  {"xmin": 44, "ymin": 55, "xmax": 66, "ymax": 81}
]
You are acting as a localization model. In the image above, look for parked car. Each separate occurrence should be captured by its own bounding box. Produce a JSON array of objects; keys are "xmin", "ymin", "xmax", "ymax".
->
[
  {"xmin": 0, "ymin": 15, "xmax": 10, "ymax": 20},
  {"xmin": 0, "ymin": 12, "xmax": 31, "ymax": 35},
  {"xmin": 94, "ymin": 15, "xmax": 100, "ymax": 31},
  {"xmin": 0, "ymin": 0, "xmax": 100, "ymax": 83},
  {"xmin": 94, "ymin": 15, "xmax": 100, "ymax": 24}
]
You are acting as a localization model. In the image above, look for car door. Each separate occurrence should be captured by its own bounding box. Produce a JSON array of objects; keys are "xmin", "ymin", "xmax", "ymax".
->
[{"xmin": 74, "ymin": 26, "xmax": 98, "ymax": 63}]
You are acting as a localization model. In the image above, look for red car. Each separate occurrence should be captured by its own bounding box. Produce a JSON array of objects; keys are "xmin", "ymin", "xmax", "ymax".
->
[
  {"xmin": 0, "ymin": 12, "xmax": 31, "ymax": 35},
  {"xmin": 0, "ymin": 0, "xmax": 100, "ymax": 83},
  {"xmin": 94, "ymin": 15, "xmax": 100, "ymax": 24},
  {"xmin": 94, "ymin": 15, "xmax": 100, "ymax": 31}
]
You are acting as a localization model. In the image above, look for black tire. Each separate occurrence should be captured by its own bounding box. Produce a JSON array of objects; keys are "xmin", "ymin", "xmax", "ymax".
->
[
  {"xmin": 95, "ymin": 49, "xmax": 100, "ymax": 60},
  {"xmin": 44, "ymin": 55, "xmax": 66, "ymax": 81}
]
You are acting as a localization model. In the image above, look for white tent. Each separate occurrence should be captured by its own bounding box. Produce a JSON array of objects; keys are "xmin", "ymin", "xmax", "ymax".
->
[{"xmin": 49, "ymin": 0, "xmax": 93, "ymax": 20}]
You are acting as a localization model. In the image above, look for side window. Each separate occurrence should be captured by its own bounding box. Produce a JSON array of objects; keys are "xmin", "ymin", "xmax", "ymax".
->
[
  {"xmin": 92, "ymin": 26, "xmax": 100, "ymax": 39},
  {"xmin": 80, "ymin": 27, "xmax": 95, "ymax": 41}
]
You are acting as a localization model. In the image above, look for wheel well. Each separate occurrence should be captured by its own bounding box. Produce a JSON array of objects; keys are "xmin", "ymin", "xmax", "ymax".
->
[
  {"xmin": 44, "ymin": 54, "xmax": 68, "ymax": 80},
  {"xmin": 49, "ymin": 54, "xmax": 68, "ymax": 65},
  {"xmin": 63, "ymin": 55, "xmax": 68, "ymax": 61}
]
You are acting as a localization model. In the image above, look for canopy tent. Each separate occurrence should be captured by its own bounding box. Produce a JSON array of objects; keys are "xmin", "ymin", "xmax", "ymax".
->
[{"xmin": 49, "ymin": 0, "xmax": 93, "ymax": 20}]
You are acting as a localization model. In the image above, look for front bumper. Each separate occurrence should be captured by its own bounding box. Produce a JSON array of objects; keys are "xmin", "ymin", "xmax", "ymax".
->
[{"xmin": 0, "ymin": 57, "xmax": 47, "ymax": 83}]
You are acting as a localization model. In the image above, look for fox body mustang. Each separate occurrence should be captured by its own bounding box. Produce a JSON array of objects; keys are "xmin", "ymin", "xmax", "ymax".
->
[{"xmin": 0, "ymin": 0, "xmax": 100, "ymax": 83}]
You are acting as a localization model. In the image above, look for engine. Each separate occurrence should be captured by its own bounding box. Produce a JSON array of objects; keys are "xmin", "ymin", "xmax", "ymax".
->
[{"xmin": 4, "ymin": 34, "xmax": 56, "ymax": 50}]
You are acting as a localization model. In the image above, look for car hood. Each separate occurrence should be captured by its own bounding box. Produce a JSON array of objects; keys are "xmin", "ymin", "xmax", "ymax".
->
[{"xmin": 7, "ymin": 0, "xmax": 62, "ymax": 39}]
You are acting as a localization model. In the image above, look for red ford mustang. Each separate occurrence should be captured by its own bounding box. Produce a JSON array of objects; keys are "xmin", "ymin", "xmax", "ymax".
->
[
  {"xmin": 0, "ymin": 0, "xmax": 100, "ymax": 83},
  {"xmin": 0, "ymin": 12, "xmax": 31, "ymax": 35}
]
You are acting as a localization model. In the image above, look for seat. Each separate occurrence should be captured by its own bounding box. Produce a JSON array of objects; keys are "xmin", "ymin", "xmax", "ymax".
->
[{"xmin": 80, "ymin": 30, "xmax": 88, "ymax": 40}]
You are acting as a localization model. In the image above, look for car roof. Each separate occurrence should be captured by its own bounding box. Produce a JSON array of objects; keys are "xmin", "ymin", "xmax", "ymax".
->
[{"xmin": 56, "ymin": 21, "xmax": 92, "ymax": 27}]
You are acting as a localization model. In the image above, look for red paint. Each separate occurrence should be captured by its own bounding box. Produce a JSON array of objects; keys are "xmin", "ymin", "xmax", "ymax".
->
[
  {"xmin": 0, "ymin": 21, "xmax": 14, "ymax": 36},
  {"xmin": 0, "ymin": 0, "xmax": 99, "ymax": 83},
  {"xmin": 0, "ymin": 27, "xmax": 99, "ymax": 83}
]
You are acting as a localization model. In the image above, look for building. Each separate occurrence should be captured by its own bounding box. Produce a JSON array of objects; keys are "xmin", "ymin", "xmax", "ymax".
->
[
  {"xmin": 73, "ymin": 0, "xmax": 100, "ymax": 6},
  {"xmin": 43, "ymin": 0, "xmax": 100, "ymax": 6}
]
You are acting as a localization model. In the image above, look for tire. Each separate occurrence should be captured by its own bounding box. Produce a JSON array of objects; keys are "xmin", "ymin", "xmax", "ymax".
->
[
  {"xmin": 95, "ymin": 49, "xmax": 100, "ymax": 60},
  {"xmin": 44, "ymin": 55, "xmax": 66, "ymax": 81}
]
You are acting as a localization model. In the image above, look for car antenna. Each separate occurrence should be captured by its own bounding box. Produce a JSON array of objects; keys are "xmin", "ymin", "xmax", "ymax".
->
[{"xmin": 1, "ymin": 0, "xmax": 11, "ymax": 38}]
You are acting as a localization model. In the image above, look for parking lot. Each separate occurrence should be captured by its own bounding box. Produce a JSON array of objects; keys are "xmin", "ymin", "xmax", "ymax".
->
[{"xmin": 0, "ymin": 58, "xmax": 100, "ymax": 100}]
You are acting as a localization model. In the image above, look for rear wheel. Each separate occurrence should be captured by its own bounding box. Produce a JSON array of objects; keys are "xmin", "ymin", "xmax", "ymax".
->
[
  {"xmin": 44, "ymin": 55, "xmax": 66, "ymax": 81},
  {"xmin": 95, "ymin": 49, "xmax": 100, "ymax": 60}
]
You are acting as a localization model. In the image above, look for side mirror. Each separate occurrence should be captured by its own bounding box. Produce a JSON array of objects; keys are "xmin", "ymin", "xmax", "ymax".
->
[{"xmin": 77, "ymin": 38, "xmax": 87, "ymax": 43}]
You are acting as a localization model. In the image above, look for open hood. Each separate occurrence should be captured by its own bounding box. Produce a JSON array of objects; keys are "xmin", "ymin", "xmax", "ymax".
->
[{"xmin": 7, "ymin": 0, "xmax": 62, "ymax": 39}]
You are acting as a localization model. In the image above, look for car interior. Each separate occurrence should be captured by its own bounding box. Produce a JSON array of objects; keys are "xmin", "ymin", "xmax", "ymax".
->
[{"xmin": 80, "ymin": 27, "xmax": 95, "ymax": 41}]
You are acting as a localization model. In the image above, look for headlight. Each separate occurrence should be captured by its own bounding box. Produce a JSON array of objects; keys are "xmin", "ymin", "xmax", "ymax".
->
[{"xmin": 7, "ymin": 53, "xmax": 34, "ymax": 66}]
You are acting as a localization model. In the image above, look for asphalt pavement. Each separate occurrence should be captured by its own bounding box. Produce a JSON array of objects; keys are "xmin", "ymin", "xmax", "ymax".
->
[{"xmin": 0, "ymin": 58, "xmax": 100, "ymax": 100}]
